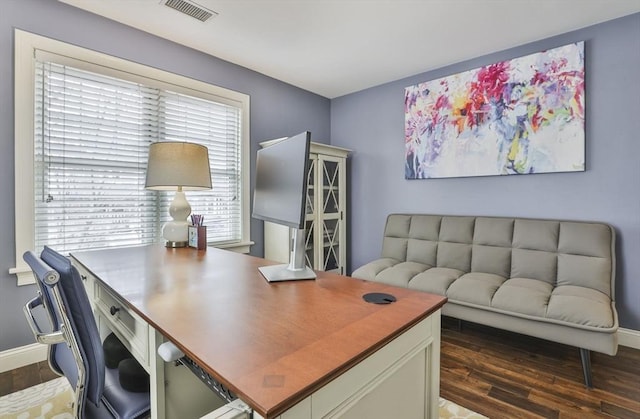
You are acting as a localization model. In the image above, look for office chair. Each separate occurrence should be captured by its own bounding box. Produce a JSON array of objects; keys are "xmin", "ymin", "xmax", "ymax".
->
[{"xmin": 23, "ymin": 246, "xmax": 150, "ymax": 419}]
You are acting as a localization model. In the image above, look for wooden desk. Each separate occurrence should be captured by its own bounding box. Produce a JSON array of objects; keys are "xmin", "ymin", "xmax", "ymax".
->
[{"xmin": 71, "ymin": 245, "xmax": 446, "ymax": 419}]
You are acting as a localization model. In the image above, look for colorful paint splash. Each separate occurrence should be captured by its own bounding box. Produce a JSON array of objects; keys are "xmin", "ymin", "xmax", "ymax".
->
[{"xmin": 405, "ymin": 42, "xmax": 585, "ymax": 179}]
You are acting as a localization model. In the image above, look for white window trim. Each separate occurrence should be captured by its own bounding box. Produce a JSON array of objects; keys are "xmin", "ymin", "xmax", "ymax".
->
[{"xmin": 12, "ymin": 29, "xmax": 252, "ymax": 285}]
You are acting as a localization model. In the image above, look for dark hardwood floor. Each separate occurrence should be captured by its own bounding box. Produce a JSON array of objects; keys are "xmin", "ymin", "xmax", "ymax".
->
[
  {"xmin": 440, "ymin": 317, "xmax": 640, "ymax": 418},
  {"xmin": 2, "ymin": 320, "xmax": 639, "ymax": 418},
  {"xmin": 0, "ymin": 360, "xmax": 59, "ymax": 397}
]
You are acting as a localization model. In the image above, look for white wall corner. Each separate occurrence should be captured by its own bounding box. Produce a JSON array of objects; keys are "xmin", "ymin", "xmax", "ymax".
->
[
  {"xmin": 0, "ymin": 343, "xmax": 47, "ymax": 373},
  {"xmin": 618, "ymin": 327, "xmax": 640, "ymax": 350}
]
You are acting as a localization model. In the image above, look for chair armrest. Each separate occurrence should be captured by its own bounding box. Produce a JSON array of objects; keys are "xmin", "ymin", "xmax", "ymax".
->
[{"xmin": 23, "ymin": 295, "xmax": 65, "ymax": 345}]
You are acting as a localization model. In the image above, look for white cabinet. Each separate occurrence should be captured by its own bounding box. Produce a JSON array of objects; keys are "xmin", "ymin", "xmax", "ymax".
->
[
  {"xmin": 263, "ymin": 141, "xmax": 350, "ymax": 274},
  {"xmin": 251, "ymin": 313, "xmax": 441, "ymax": 419}
]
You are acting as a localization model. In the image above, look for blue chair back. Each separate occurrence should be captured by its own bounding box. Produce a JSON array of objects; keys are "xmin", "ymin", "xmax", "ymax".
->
[
  {"xmin": 24, "ymin": 246, "xmax": 105, "ymax": 414},
  {"xmin": 40, "ymin": 246, "xmax": 106, "ymax": 403}
]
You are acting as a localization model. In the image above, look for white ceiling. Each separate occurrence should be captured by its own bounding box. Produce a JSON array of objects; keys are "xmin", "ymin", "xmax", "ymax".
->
[{"xmin": 58, "ymin": 0, "xmax": 640, "ymax": 99}]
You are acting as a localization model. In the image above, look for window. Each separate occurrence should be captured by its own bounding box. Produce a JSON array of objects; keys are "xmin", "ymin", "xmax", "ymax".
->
[{"xmin": 13, "ymin": 30, "xmax": 251, "ymax": 285}]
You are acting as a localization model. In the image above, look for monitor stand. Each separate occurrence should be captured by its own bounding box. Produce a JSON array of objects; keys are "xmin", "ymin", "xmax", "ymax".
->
[{"xmin": 259, "ymin": 228, "xmax": 316, "ymax": 282}]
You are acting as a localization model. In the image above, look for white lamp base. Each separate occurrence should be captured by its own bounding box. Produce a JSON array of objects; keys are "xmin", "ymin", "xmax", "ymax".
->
[
  {"xmin": 163, "ymin": 191, "xmax": 191, "ymax": 247},
  {"xmin": 163, "ymin": 220, "xmax": 189, "ymax": 247}
]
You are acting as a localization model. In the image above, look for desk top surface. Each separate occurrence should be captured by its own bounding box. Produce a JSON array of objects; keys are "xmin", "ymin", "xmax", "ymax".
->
[{"xmin": 72, "ymin": 246, "xmax": 446, "ymax": 418}]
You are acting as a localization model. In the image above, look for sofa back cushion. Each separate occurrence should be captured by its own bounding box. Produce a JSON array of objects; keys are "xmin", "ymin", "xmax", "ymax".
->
[
  {"xmin": 511, "ymin": 219, "xmax": 559, "ymax": 285},
  {"xmin": 380, "ymin": 214, "xmax": 615, "ymax": 298},
  {"xmin": 405, "ymin": 215, "xmax": 441, "ymax": 266},
  {"xmin": 472, "ymin": 217, "xmax": 514, "ymax": 278},
  {"xmin": 381, "ymin": 214, "xmax": 411, "ymax": 261},
  {"xmin": 557, "ymin": 222, "xmax": 614, "ymax": 296}
]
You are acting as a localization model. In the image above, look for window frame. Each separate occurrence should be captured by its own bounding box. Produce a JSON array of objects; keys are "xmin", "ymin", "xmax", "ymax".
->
[{"xmin": 12, "ymin": 29, "xmax": 252, "ymax": 285}]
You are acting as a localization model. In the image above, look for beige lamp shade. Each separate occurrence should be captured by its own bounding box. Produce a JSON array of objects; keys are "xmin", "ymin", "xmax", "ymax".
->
[
  {"xmin": 145, "ymin": 141, "xmax": 212, "ymax": 190},
  {"xmin": 145, "ymin": 141, "xmax": 211, "ymax": 247}
]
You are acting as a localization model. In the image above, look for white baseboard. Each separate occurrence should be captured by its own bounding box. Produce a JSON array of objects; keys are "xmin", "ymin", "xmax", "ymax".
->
[
  {"xmin": 618, "ymin": 327, "xmax": 640, "ymax": 350},
  {"xmin": 0, "ymin": 343, "xmax": 47, "ymax": 373},
  {"xmin": 1, "ymin": 328, "xmax": 638, "ymax": 374}
]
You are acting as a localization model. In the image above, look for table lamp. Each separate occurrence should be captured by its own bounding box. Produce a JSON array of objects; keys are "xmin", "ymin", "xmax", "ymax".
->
[{"xmin": 145, "ymin": 141, "xmax": 212, "ymax": 247}]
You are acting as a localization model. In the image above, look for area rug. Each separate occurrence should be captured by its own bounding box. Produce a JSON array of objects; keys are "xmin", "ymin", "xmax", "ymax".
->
[
  {"xmin": 0, "ymin": 377, "xmax": 73, "ymax": 419},
  {"xmin": 0, "ymin": 377, "xmax": 485, "ymax": 418},
  {"xmin": 439, "ymin": 397, "xmax": 487, "ymax": 418}
]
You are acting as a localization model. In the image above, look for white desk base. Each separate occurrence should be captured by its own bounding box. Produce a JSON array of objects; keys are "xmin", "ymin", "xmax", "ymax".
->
[{"xmin": 74, "ymin": 259, "xmax": 441, "ymax": 419}]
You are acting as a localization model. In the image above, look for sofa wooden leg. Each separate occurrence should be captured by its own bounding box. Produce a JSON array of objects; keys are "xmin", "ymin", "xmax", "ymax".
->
[{"xmin": 579, "ymin": 348, "xmax": 593, "ymax": 389}]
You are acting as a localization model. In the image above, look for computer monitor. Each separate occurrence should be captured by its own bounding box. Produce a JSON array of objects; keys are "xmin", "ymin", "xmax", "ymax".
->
[{"xmin": 252, "ymin": 131, "xmax": 316, "ymax": 282}]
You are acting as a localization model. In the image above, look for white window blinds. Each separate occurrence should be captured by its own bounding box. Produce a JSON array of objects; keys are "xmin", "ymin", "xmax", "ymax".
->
[
  {"xmin": 156, "ymin": 91, "xmax": 242, "ymax": 242},
  {"xmin": 34, "ymin": 60, "xmax": 243, "ymax": 254}
]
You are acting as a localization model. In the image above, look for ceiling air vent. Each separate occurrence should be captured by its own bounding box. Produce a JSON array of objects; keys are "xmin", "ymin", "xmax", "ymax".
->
[{"xmin": 162, "ymin": 0, "xmax": 217, "ymax": 22}]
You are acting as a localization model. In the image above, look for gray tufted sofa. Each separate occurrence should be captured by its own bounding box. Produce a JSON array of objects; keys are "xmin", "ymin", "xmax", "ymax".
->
[{"xmin": 351, "ymin": 214, "xmax": 618, "ymax": 387}]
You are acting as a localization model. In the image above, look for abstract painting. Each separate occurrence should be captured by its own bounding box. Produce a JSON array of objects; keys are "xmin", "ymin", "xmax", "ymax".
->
[{"xmin": 405, "ymin": 42, "xmax": 585, "ymax": 179}]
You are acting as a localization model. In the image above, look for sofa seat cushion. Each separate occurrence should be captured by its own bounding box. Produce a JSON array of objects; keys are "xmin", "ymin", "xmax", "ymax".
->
[
  {"xmin": 447, "ymin": 272, "xmax": 507, "ymax": 306},
  {"xmin": 408, "ymin": 267, "xmax": 464, "ymax": 295},
  {"xmin": 547, "ymin": 286, "xmax": 615, "ymax": 329},
  {"xmin": 351, "ymin": 258, "xmax": 400, "ymax": 280},
  {"xmin": 491, "ymin": 278, "xmax": 553, "ymax": 317},
  {"xmin": 374, "ymin": 261, "xmax": 431, "ymax": 287}
]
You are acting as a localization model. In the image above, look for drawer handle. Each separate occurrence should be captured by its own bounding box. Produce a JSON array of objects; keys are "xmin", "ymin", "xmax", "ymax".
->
[{"xmin": 110, "ymin": 306, "xmax": 120, "ymax": 316}]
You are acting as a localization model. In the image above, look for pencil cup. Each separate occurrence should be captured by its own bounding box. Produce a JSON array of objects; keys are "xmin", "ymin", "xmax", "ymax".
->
[{"xmin": 188, "ymin": 225, "xmax": 207, "ymax": 250}]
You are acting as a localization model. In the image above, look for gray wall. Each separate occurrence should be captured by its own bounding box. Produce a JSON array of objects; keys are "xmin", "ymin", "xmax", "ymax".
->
[
  {"xmin": 331, "ymin": 13, "xmax": 640, "ymax": 330},
  {"xmin": 1, "ymin": 0, "xmax": 330, "ymax": 351},
  {"xmin": 2, "ymin": 1, "xmax": 638, "ymax": 353}
]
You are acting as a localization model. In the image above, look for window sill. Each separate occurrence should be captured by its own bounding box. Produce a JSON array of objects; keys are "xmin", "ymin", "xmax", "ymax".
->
[
  {"xmin": 9, "ymin": 267, "xmax": 36, "ymax": 286},
  {"xmin": 214, "ymin": 240, "xmax": 254, "ymax": 254}
]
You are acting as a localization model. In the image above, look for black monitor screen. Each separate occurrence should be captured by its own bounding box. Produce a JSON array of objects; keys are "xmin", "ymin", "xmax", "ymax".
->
[{"xmin": 252, "ymin": 131, "xmax": 311, "ymax": 229}]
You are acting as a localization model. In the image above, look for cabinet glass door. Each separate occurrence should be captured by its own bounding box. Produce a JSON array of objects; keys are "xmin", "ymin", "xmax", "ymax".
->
[
  {"xmin": 319, "ymin": 157, "xmax": 343, "ymax": 273},
  {"xmin": 322, "ymin": 160, "xmax": 340, "ymax": 214},
  {"xmin": 322, "ymin": 218, "xmax": 340, "ymax": 271},
  {"xmin": 305, "ymin": 157, "xmax": 317, "ymax": 269}
]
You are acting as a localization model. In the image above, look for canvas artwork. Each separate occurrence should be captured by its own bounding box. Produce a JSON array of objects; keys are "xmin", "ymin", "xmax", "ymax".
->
[{"xmin": 405, "ymin": 42, "xmax": 585, "ymax": 179}]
